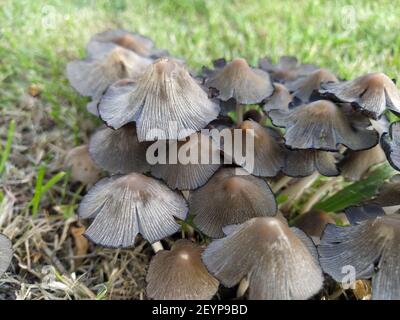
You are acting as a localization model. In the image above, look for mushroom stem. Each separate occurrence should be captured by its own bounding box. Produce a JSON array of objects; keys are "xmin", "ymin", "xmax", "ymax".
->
[
  {"xmin": 300, "ymin": 177, "xmax": 341, "ymax": 214},
  {"xmin": 236, "ymin": 102, "xmax": 244, "ymax": 124},
  {"xmin": 272, "ymin": 175, "xmax": 293, "ymax": 193},
  {"xmin": 236, "ymin": 277, "xmax": 249, "ymax": 298},
  {"xmin": 151, "ymin": 241, "xmax": 164, "ymax": 253}
]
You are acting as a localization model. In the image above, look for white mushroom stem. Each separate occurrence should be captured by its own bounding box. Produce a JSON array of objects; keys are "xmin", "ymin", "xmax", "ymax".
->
[
  {"xmin": 237, "ymin": 277, "xmax": 249, "ymax": 297},
  {"xmin": 151, "ymin": 241, "xmax": 164, "ymax": 253},
  {"xmin": 300, "ymin": 177, "xmax": 341, "ymax": 214},
  {"xmin": 280, "ymin": 171, "xmax": 320, "ymax": 212},
  {"xmin": 236, "ymin": 102, "xmax": 244, "ymax": 124},
  {"xmin": 272, "ymin": 175, "xmax": 293, "ymax": 193}
]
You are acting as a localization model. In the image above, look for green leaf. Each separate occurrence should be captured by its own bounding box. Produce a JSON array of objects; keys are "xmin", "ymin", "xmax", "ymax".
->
[
  {"xmin": 0, "ymin": 120, "xmax": 15, "ymax": 177},
  {"xmin": 315, "ymin": 164, "xmax": 396, "ymax": 212}
]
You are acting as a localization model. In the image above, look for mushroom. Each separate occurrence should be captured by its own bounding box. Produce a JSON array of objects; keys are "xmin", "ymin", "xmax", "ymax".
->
[
  {"xmin": 205, "ymin": 115, "xmax": 234, "ymax": 132},
  {"xmin": 65, "ymin": 145, "xmax": 102, "ymax": 186},
  {"xmin": 263, "ymin": 83, "xmax": 293, "ymax": 112},
  {"xmin": 88, "ymin": 124, "xmax": 150, "ymax": 174},
  {"xmin": 258, "ymin": 56, "xmax": 318, "ymax": 83},
  {"xmin": 269, "ymin": 100, "xmax": 379, "ymax": 151},
  {"xmin": 381, "ymin": 121, "xmax": 400, "ymax": 171},
  {"xmin": 318, "ymin": 213, "xmax": 400, "ymax": 300},
  {"xmin": 293, "ymin": 209, "xmax": 336, "ymax": 238},
  {"xmin": 285, "ymin": 68, "xmax": 338, "ymax": 102},
  {"xmin": 0, "ymin": 234, "xmax": 12, "ymax": 277},
  {"xmin": 189, "ymin": 167, "xmax": 277, "ymax": 238},
  {"xmin": 87, "ymin": 29, "xmax": 167, "ymax": 58},
  {"xmin": 364, "ymin": 174, "xmax": 400, "ymax": 214},
  {"xmin": 98, "ymin": 58, "xmax": 220, "ymax": 141},
  {"xmin": 339, "ymin": 144, "xmax": 387, "ymax": 181},
  {"xmin": 202, "ymin": 217, "xmax": 323, "ymax": 299},
  {"xmin": 150, "ymin": 132, "xmax": 221, "ymax": 190},
  {"xmin": 220, "ymin": 120, "xmax": 285, "ymax": 177},
  {"xmin": 283, "ymin": 149, "xmax": 340, "ymax": 177},
  {"xmin": 146, "ymin": 240, "xmax": 219, "ymax": 300},
  {"xmin": 78, "ymin": 173, "xmax": 188, "ymax": 248},
  {"xmin": 319, "ymin": 73, "xmax": 400, "ymax": 119},
  {"xmin": 243, "ymin": 109, "xmax": 263, "ymax": 123}
]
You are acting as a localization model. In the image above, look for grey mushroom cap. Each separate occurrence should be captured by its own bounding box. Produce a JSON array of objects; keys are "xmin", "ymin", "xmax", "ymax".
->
[
  {"xmin": 146, "ymin": 240, "xmax": 219, "ymax": 300},
  {"xmin": 78, "ymin": 173, "xmax": 188, "ymax": 248},
  {"xmin": 189, "ymin": 167, "xmax": 277, "ymax": 238},
  {"xmin": 263, "ymin": 83, "xmax": 293, "ymax": 112},
  {"xmin": 367, "ymin": 174, "xmax": 400, "ymax": 208},
  {"xmin": 283, "ymin": 149, "xmax": 340, "ymax": 177},
  {"xmin": 269, "ymin": 100, "xmax": 379, "ymax": 151},
  {"xmin": 150, "ymin": 132, "xmax": 221, "ymax": 190},
  {"xmin": 339, "ymin": 144, "xmax": 387, "ymax": 181},
  {"xmin": 344, "ymin": 205, "xmax": 385, "ymax": 225},
  {"xmin": 67, "ymin": 46, "xmax": 152, "ymax": 98},
  {"xmin": 318, "ymin": 214, "xmax": 400, "ymax": 300},
  {"xmin": 202, "ymin": 217, "xmax": 323, "ymax": 300},
  {"xmin": 319, "ymin": 72, "xmax": 400, "ymax": 119},
  {"xmin": 205, "ymin": 58, "xmax": 274, "ymax": 104},
  {"xmin": 381, "ymin": 121, "xmax": 400, "ymax": 171},
  {"xmin": 285, "ymin": 68, "xmax": 338, "ymax": 102},
  {"xmin": 258, "ymin": 56, "xmax": 318, "ymax": 83},
  {"xmin": 293, "ymin": 210, "xmax": 336, "ymax": 238},
  {"xmin": 0, "ymin": 234, "xmax": 12, "ymax": 277},
  {"xmin": 98, "ymin": 58, "xmax": 220, "ymax": 141},
  {"xmin": 88, "ymin": 124, "xmax": 151, "ymax": 174}
]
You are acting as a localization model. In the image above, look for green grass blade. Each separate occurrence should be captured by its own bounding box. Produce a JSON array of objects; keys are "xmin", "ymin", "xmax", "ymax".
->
[
  {"xmin": 0, "ymin": 120, "xmax": 15, "ymax": 177},
  {"xmin": 42, "ymin": 171, "xmax": 66, "ymax": 194},
  {"xmin": 30, "ymin": 166, "xmax": 46, "ymax": 217},
  {"xmin": 315, "ymin": 164, "xmax": 396, "ymax": 212}
]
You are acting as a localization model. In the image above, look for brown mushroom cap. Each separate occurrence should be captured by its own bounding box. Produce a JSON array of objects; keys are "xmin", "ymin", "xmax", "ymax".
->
[
  {"xmin": 293, "ymin": 210, "xmax": 336, "ymax": 238},
  {"xmin": 319, "ymin": 72, "xmax": 400, "ymax": 119},
  {"xmin": 381, "ymin": 121, "xmax": 400, "ymax": 171},
  {"xmin": 88, "ymin": 124, "xmax": 150, "ymax": 174},
  {"xmin": 243, "ymin": 109, "xmax": 263, "ymax": 123},
  {"xmin": 263, "ymin": 83, "xmax": 293, "ymax": 112},
  {"xmin": 189, "ymin": 167, "xmax": 277, "ymax": 238},
  {"xmin": 0, "ymin": 234, "xmax": 12, "ymax": 277},
  {"xmin": 269, "ymin": 100, "xmax": 379, "ymax": 151},
  {"xmin": 339, "ymin": 144, "xmax": 387, "ymax": 181},
  {"xmin": 220, "ymin": 120, "xmax": 285, "ymax": 177},
  {"xmin": 318, "ymin": 214, "xmax": 400, "ymax": 300},
  {"xmin": 98, "ymin": 58, "xmax": 220, "ymax": 141},
  {"xmin": 146, "ymin": 240, "xmax": 219, "ymax": 300},
  {"xmin": 67, "ymin": 46, "xmax": 152, "ymax": 98},
  {"xmin": 205, "ymin": 58, "xmax": 274, "ymax": 104},
  {"xmin": 283, "ymin": 149, "xmax": 340, "ymax": 177},
  {"xmin": 65, "ymin": 145, "xmax": 102, "ymax": 186},
  {"xmin": 150, "ymin": 132, "xmax": 221, "ymax": 190},
  {"xmin": 78, "ymin": 173, "xmax": 188, "ymax": 248},
  {"xmin": 202, "ymin": 217, "xmax": 323, "ymax": 299},
  {"xmin": 285, "ymin": 68, "xmax": 338, "ymax": 102}
]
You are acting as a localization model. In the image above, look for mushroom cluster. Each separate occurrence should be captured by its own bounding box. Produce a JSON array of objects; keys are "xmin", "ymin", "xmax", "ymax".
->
[{"xmin": 65, "ymin": 29, "xmax": 400, "ymax": 300}]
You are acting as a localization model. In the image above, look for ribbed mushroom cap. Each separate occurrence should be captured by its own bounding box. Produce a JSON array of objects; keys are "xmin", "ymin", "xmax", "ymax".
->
[
  {"xmin": 87, "ymin": 29, "xmax": 166, "ymax": 58},
  {"xmin": 270, "ymin": 100, "xmax": 379, "ymax": 151},
  {"xmin": 88, "ymin": 124, "xmax": 150, "ymax": 174},
  {"xmin": 146, "ymin": 240, "xmax": 219, "ymax": 300},
  {"xmin": 65, "ymin": 145, "xmax": 102, "ymax": 185},
  {"xmin": 202, "ymin": 217, "xmax": 323, "ymax": 300},
  {"xmin": 78, "ymin": 173, "xmax": 188, "ymax": 248},
  {"xmin": 283, "ymin": 149, "xmax": 340, "ymax": 177},
  {"xmin": 0, "ymin": 234, "xmax": 12, "ymax": 277},
  {"xmin": 339, "ymin": 144, "xmax": 386, "ymax": 181},
  {"xmin": 150, "ymin": 132, "xmax": 221, "ymax": 190},
  {"xmin": 220, "ymin": 120, "xmax": 285, "ymax": 177},
  {"xmin": 319, "ymin": 72, "xmax": 400, "ymax": 119},
  {"xmin": 344, "ymin": 205, "xmax": 385, "ymax": 225},
  {"xmin": 258, "ymin": 56, "xmax": 318, "ymax": 83},
  {"xmin": 67, "ymin": 46, "xmax": 152, "ymax": 97},
  {"xmin": 293, "ymin": 210, "xmax": 336, "ymax": 238},
  {"xmin": 98, "ymin": 58, "xmax": 220, "ymax": 141},
  {"xmin": 285, "ymin": 68, "xmax": 338, "ymax": 102},
  {"xmin": 189, "ymin": 168, "xmax": 277, "ymax": 238},
  {"xmin": 205, "ymin": 58, "xmax": 274, "ymax": 104},
  {"xmin": 381, "ymin": 121, "xmax": 400, "ymax": 171},
  {"xmin": 263, "ymin": 83, "xmax": 293, "ymax": 112},
  {"xmin": 318, "ymin": 214, "xmax": 400, "ymax": 300}
]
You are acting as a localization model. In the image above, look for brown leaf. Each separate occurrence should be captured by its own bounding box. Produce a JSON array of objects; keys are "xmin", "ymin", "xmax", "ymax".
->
[{"xmin": 70, "ymin": 225, "xmax": 89, "ymax": 267}]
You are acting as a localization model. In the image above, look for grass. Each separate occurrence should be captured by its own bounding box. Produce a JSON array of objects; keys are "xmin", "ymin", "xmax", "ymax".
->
[{"xmin": 1, "ymin": 0, "xmax": 400, "ymax": 299}]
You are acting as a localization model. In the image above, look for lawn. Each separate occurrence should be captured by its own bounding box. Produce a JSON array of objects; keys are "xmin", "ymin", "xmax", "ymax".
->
[{"xmin": 0, "ymin": 0, "xmax": 399, "ymax": 299}]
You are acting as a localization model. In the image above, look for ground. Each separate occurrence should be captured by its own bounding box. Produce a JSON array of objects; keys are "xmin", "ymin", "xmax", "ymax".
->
[{"xmin": 0, "ymin": 0, "xmax": 399, "ymax": 300}]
